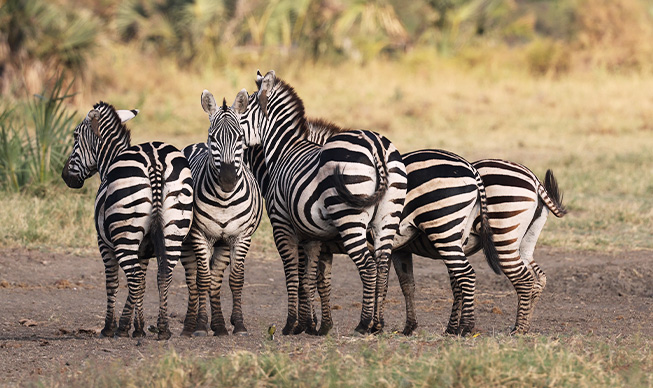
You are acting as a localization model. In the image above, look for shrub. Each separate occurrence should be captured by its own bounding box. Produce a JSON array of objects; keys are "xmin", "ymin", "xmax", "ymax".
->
[{"xmin": 0, "ymin": 74, "xmax": 76, "ymax": 191}]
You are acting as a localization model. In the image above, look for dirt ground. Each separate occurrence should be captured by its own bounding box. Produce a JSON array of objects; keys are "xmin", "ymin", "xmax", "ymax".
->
[{"xmin": 0, "ymin": 246, "xmax": 651, "ymax": 386}]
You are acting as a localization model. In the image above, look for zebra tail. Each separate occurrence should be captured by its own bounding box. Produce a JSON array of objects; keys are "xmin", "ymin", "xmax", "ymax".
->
[
  {"xmin": 332, "ymin": 148, "xmax": 388, "ymax": 208},
  {"xmin": 148, "ymin": 159, "xmax": 167, "ymax": 278},
  {"xmin": 540, "ymin": 169, "xmax": 568, "ymax": 218},
  {"xmin": 474, "ymin": 169, "xmax": 502, "ymax": 275}
]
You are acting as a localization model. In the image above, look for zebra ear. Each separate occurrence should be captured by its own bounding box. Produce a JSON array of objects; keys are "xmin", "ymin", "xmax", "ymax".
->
[
  {"xmin": 201, "ymin": 89, "xmax": 217, "ymax": 117},
  {"xmin": 232, "ymin": 89, "xmax": 248, "ymax": 115},
  {"xmin": 116, "ymin": 109, "xmax": 138, "ymax": 123},
  {"xmin": 87, "ymin": 109, "xmax": 101, "ymax": 137},
  {"xmin": 258, "ymin": 70, "xmax": 275, "ymax": 118},
  {"xmin": 255, "ymin": 70, "xmax": 263, "ymax": 90}
]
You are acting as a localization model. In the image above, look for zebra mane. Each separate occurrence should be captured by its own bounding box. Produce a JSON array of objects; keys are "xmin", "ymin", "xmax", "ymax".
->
[
  {"xmin": 270, "ymin": 78, "xmax": 307, "ymax": 138},
  {"xmin": 304, "ymin": 118, "xmax": 346, "ymax": 145},
  {"xmin": 92, "ymin": 101, "xmax": 131, "ymax": 144}
]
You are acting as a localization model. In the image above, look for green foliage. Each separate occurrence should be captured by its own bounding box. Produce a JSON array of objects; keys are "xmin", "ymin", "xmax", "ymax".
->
[
  {"xmin": 0, "ymin": 74, "xmax": 77, "ymax": 191},
  {"xmin": 0, "ymin": 0, "xmax": 98, "ymax": 95}
]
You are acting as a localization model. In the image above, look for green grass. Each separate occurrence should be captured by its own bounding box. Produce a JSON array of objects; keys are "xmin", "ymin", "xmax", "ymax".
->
[{"xmin": 36, "ymin": 335, "xmax": 652, "ymax": 387}]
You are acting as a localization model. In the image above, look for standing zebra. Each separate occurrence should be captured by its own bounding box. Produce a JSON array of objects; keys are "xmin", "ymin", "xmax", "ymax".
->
[
  {"xmin": 290, "ymin": 119, "xmax": 501, "ymax": 336},
  {"xmin": 238, "ymin": 70, "xmax": 407, "ymax": 335},
  {"xmin": 392, "ymin": 159, "xmax": 568, "ymax": 335},
  {"xmin": 180, "ymin": 92, "xmax": 263, "ymax": 336},
  {"xmin": 61, "ymin": 102, "xmax": 194, "ymax": 340}
]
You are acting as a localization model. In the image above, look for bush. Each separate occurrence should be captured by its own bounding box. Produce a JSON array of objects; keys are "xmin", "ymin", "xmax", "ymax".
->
[{"xmin": 0, "ymin": 74, "xmax": 77, "ymax": 191}]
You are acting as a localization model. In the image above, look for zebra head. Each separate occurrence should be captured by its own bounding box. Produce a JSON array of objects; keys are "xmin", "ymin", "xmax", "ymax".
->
[
  {"xmin": 61, "ymin": 104, "xmax": 137, "ymax": 188},
  {"xmin": 201, "ymin": 89, "xmax": 248, "ymax": 192},
  {"xmin": 237, "ymin": 70, "xmax": 278, "ymax": 148}
]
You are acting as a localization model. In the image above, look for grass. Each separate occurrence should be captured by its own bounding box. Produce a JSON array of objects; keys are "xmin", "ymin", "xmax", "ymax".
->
[
  {"xmin": 3, "ymin": 54, "xmax": 653, "ymax": 252},
  {"xmin": 35, "ymin": 334, "xmax": 652, "ymax": 387}
]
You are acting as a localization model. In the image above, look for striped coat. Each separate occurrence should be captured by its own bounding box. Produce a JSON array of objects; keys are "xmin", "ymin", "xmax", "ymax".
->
[
  {"xmin": 238, "ymin": 70, "xmax": 407, "ymax": 335},
  {"xmin": 61, "ymin": 102, "xmax": 193, "ymax": 340},
  {"xmin": 180, "ymin": 93, "xmax": 263, "ymax": 336}
]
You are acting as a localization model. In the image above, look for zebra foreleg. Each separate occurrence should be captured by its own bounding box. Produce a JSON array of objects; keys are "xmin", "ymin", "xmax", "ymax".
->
[
  {"xmin": 229, "ymin": 237, "xmax": 251, "ymax": 336},
  {"xmin": 191, "ymin": 237, "xmax": 212, "ymax": 336},
  {"xmin": 271, "ymin": 228, "xmax": 301, "ymax": 335},
  {"xmin": 391, "ymin": 251, "xmax": 418, "ymax": 336},
  {"xmin": 209, "ymin": 245, "xmax": 230, "ymax": 336},
  {"xmin": 100, "ymin": 244, "xmax": 119, "ymax": 338}
]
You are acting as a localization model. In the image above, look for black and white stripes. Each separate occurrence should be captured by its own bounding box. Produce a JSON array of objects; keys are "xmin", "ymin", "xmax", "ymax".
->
[
  {"xmin": 238, "ymin": 70, "xmax": 407, "ymax": 335},
  {"xmin": 179, "ymin": 92, "xmax": 263, "ymax": 336},
  {"xmin": 61, "ymin": 102, "xmax": 194, "ymax": 340}
]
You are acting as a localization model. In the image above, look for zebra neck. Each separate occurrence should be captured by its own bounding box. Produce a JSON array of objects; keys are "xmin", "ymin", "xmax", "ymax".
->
[
  {"xmin": 97, "ymin": 135, "xmax": 131, "ymax": 180},
  {"xmin": 259, "ymin": 112, "xmax": 308, "ymax": 176}
]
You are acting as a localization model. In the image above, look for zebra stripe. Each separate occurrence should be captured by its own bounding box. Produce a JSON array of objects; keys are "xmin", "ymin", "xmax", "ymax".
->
[
  {"xmin": 248, "ymin": 118, "xmax": 499, "ymax": 336},
  {"xmin": 239, "ymin": 70, "xmax": 407, "ymax": 335},
  {"xmin": 179, "ymin": 92, "xmax": 263, "ymax": 337},
  {"xmin": 392, "ymin": 159, "xmax": 567, "ymax": 335},
  {"xmin": 62, "ymin": 102, "xmax": 194, "ymax": 340}
]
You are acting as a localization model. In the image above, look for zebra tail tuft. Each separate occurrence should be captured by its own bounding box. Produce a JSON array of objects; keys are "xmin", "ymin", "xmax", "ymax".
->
[
  {"xmin": 332, "ymin": 153, "xmax": 388, "ymax": 208},
  {"xmin": 475, "ymin": 170, "xmax": 502, "ymax": 275},
  {"xmin": 542, "ymin": 169, "xmax": 568, "ymax": 218}
]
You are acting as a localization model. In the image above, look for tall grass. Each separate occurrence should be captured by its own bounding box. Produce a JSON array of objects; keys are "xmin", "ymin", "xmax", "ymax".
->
[{"xmin": 0, "ymin": 74, "xmax": 76, "ymax": 191}]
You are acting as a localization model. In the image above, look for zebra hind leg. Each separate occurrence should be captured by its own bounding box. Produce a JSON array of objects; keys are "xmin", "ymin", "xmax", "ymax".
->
[
  {"xmin": 443, "ymin": 257, "xmax": 476, "ymax": 336},
  {"xmin": 155, "ymin": 256, "xmax": 179, "ymax": 340},
  {"xmin": 100, "ymin": 246, "xmax": 119, "ymax": 338},
  {"xmin": 131, "ymin": 259, "xmax": 149, "ymax": 338},
  {"xmin": 114, "ymin": 252, "xmax": 146, "ymax": 338}
]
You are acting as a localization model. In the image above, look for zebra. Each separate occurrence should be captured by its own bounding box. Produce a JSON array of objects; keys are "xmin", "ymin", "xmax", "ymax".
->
[
  {"xmin": 61, "ymin": 102, "xmax": 194, "ymax": 340},
  {"xmin": 246, "ymin": 117, "xmax": 501, "ymax": 336},
  {"xmin": 391, "ymin": 159, "xmax": 568, "ymax": 335},
  {"xmin": 179, "ymin": 92, "xmax": 263, "ymax": 336},
  {"xmin": 237, "ymin": 70, "xmax": 408, "ymax": 335},
  {"xmin": 300, "ymin": 119, "xmax": 502, "ymax": 335}
]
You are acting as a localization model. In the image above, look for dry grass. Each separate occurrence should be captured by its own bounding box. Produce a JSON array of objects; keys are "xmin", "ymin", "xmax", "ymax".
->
[
  {"xmin": 36, "ymin": 334, "xmax": 653, "ymax": 387},
  {"xmin": 7, "ymin": 52, "xmax": 651, "ymax": 252}
]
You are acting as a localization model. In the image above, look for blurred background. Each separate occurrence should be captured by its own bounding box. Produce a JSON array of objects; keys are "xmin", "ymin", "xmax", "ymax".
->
[{"xmin": 1, "ymin": 0, "xmax": 653, "ymax": 252}]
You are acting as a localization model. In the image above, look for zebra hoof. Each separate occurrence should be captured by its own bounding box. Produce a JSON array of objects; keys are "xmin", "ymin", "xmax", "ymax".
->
[
  {"xmin": 192, "ymin": 330, "xmax": 208, "ymax": 337},
  {"xmin": 354, "ymin": 321, "xmax": 370, "ymax": 335},
  {"xmin": 132, "ymin": 329, "xmax": 146, "ymax": 338},
  {"xmin": 281, "ymin": 322, "xmax": 296, "ymax": 336},
  {"xmin": 180, "ymin": 330, "xmax": 194, "ymax": 337},
  {"xmin": 114, "ymin": 330, "xmax": 130, "ymax": 338},
  {"xmin": 317, "ymin": 321, "xmax": 333, "ymax": 336},
  {"xmin": 212, "ymin": 327, "xmax": 229, "ymax": 336},
  {"xmin": 100, "ymin": 329, "xmax": 115, "ymax": 338},
  {"xmin": 232, "ymin": 326, "xmax": 249, "ymax": 336},
  {"xmin": 402, "ymin": 322, "xmax": 417, "ymax": 336},
  {"xmin": 157, "ymin": 330, "xmax": 172, "ymax": 341}
]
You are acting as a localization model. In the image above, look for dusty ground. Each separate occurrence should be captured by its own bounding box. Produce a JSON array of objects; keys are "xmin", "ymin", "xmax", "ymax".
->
[{"xmin": 0, "ymin": 246, "xmax": 651, "ymax": 386}]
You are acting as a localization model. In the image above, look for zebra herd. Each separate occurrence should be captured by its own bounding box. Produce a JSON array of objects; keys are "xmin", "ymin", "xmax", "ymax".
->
[{"xmin": 61, "ymin": 69, "xmax": 567, "ymax": 340}]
